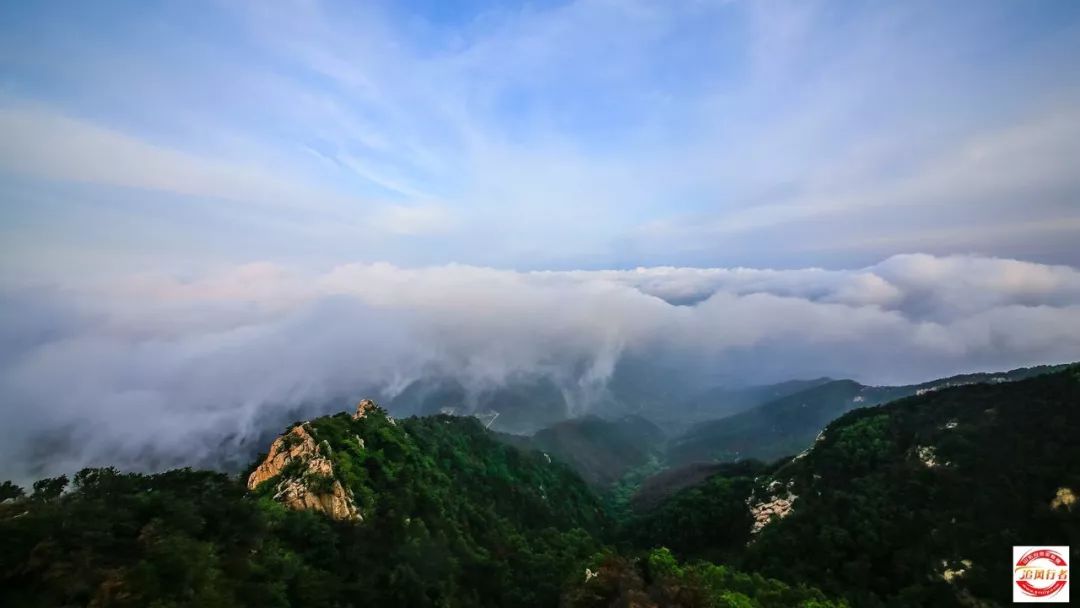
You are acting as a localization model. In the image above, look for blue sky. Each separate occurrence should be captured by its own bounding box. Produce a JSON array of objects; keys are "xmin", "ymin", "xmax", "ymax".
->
[{"xmin": 2, "ymin": 0, "xmax": 1079, "ymax": 278}]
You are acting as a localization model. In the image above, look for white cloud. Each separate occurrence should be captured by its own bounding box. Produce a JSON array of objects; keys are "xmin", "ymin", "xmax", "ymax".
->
[
  {"xmin": 369, "ymin": 204, "xmax": 457, "ymax": 236},
  {"xmin": 631, "ymin": 106, "xmax": 1080, "ymax": 252},
  {"xmin": 0, "ymin": 104, "xmax": 458, "ymax": 241},
  {"xmin": 1, "ymin": 253, "xmax": 1078, "ymax": 481},
  {"xmin": 0, "ymin": 104, "xmax": 342, "ymax": 210},
  {"xmin": 2, "ymin": 0, "xmax": 1080, "ymax": 481}
]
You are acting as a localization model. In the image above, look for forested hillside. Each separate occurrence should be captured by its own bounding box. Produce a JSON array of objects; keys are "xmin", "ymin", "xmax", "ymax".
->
[
  {"xmin": 1, "ymin": 366, "xmax": 1077, "ymax": 607},
  {"xmin": 524, "ymin": 415, "xmax": 666, "ymax": 488},
  {"xmin": 0, "ymin": 405, "xmax": 606, "ymax": 607},
  {"xmin": 671, "ymin": 377, "xmax": 835, "ymax": 429},
  {"xmin": 668, "ymin": 380, "xmax": 870, "ymax": 466},
  {"xmin": 625, "ymin": 365, "xmax": 1080, "ymax": 606},
  {"xmin": 666, "ymin": 363, "xmax": 1066, "ymax": 467}
]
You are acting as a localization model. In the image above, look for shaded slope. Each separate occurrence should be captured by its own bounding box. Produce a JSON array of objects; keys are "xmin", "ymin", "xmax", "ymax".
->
[
  {"xmin": 671, "ymin": 377, "xmax": 835, "ymax": 429},
  {"xmin": 668, "ymin": 379, "xmax": 871, "ymax": 466},
  {"xmin": 668, "ymin": 363, "xmax": 1067, "ymax": 466},
  {"xmin": 387, "ymin": 375, "xmax": 570, "ymax": 434},
  {"xmin": 0, "ymin": 403, "xmax": 607, "ymax": 608},
  {"xmin": 744, "ymin": 364, "xmax": 1080, "ymax": 605},
  {"xmin": 626, "ymin": 365, "xmax": 1080, "ymax": 606},
  {"xmin": 529, "ymin": 415, "xmax": 666, "ymax": 488},
  {"xmin": 628, "ymin": 461, "xmax": 734, "ymax": 514}
]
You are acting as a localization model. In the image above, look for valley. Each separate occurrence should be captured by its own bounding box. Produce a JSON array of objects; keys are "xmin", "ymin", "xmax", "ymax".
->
[{"xmin": 2, "ymin": 363, "xmax": 1077, "ymax": 606}]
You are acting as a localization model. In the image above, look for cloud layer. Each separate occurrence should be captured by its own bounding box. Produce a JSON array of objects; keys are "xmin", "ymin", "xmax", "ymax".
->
[{"xmin": 2, "ymin": 253, "xmax": 1079, "ymax": 481}]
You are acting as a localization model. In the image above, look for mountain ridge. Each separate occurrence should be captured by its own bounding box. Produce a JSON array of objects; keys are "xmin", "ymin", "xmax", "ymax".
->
[
  {"xmin": 666, "ymin": 362, "xmax": 1068, "ymax": 467},
  {"xmin": 621, "ymin": 364, "xmax": 1080, "ymax": 606},
  {"xmin": 2, "ymin": 362, "xmax": 1077, "ymax": 607}
]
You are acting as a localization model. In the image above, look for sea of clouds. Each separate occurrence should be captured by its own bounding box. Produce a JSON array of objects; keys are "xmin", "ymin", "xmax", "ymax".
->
[{"xmin": 3, "ymin": 252, "xmax": 1080, "ymax": 481}]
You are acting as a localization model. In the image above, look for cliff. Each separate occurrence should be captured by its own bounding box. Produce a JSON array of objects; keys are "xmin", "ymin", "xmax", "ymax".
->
[{"xmin": 247, "ymin": 421, "xmax": 360, "ymax": 521}]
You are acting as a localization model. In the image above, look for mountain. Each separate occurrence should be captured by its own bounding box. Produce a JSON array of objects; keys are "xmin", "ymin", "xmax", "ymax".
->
[
  {"xmin": 527, "ymin": 415, "xmax": 666, "ymax": 488},
  {"xmin": 560, "ymin": 547, "xmax": 845, "ymax": 608},
  {"xmin": 386, "ymin": 375, "xmax": 571, "ymax": 434},
  {"xmin": 0, "ymin": 401, "xmax": 607, "ymax": 607},
  {"xmin": 628, "ymin": 461, "xmax": 747, "ymax": 514},
  {"xmin": 667, "ymin": 363, "xmax": 1067, "ymax": 467},
  {"xmin": 624, "ymin": 365, "xmax": 1080, "ymax": 606},
  {"xmin": 383, "ymin": 357, "xmax": 804, "ymax": 438},
  {"xmin": 668, "ymin": 379, "xmax": 869, "ymax": 466},
  {"xmin": 2, "ymin": 364, "xmax": 1076, "ymax": 607},
  {"xmin": 669, "ymin": 377, "xmax": 835, "ymax": 431}
]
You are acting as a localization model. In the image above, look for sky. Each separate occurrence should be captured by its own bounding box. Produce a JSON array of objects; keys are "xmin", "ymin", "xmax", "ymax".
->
[
  {"xmin": 1, "ymin": 1, "xmax": 1080, "ymax": 479},
  {"xmin": 1, "ymin": 0, "xmax": 1079, "ymax": 275}
]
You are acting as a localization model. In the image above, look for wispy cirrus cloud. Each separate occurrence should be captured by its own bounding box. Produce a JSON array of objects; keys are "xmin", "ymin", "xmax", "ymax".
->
[
  {"xmin": 2, "ymin": 0, "xmax": 1079, "ymax": 272},
  {"xmin": 0, "ymin": 103, "xmax": 457, "ymax": 268},
  {"xmin": 0, "ymin": 104, "xmax": 354, "ymax": 211}
]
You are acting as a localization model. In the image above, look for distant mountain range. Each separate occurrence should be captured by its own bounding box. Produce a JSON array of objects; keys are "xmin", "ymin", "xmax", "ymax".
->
[
  {"xmin": 620, "ymin": 363, "xmax": 1080, "ymax": 606},
  {"xmin": 479, "ymin": 363, "xmax": 1069, "ymax": 499},
  {"xmin": 500, "ymin": 415, "xmax": 666, "ymax": 488},
  {"xmin": 665, "ymin": 363, "xmax": 1068, "ymax": 467},
  {"xmin": 386, "ymin": 375, "xmax": 571, "ymax": 434},
  {"xmin": 665, "ymin": 377, "xmax": 836, "ymax": 431},
  {"xmin": 3, "ymin": 363, "xmax": 1077, "ymax": 606}
]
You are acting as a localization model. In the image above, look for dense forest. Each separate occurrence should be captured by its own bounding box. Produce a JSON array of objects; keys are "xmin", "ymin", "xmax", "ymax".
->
[
  {"xmin": 666, "ymin": 364, "xmax": 1067, "ymax": 466},
  {"xmin": 623, "ymin": 365, "xmax": 1080, "ymax": 606},
  {"xmin": 1, "ymin": 366, "xmax": 1077, "ymax": 606},
  {"xmin": 0, "ymin": 407, "xmax": 607, "ymax": 607}
]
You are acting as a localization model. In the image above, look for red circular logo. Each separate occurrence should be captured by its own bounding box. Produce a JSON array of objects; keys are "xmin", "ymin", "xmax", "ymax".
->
[{"xmin": 1014, "ymin": 549, "xmax": 1068, "ymax": 598}]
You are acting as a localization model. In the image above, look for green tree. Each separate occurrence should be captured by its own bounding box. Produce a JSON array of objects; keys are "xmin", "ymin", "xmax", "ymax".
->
[
  {"xmin": 0, "ymin": 480, "xmax": 24, "ymax": 501},
  {"xmin": 31, "ymin": 474, "xmax": 68, "ymax": 501}
]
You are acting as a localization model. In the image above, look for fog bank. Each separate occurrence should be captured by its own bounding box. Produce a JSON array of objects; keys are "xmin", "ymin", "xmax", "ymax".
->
[{"xmin": 2, "ymin": 253, "xmax": 1079, "ymax": 481}]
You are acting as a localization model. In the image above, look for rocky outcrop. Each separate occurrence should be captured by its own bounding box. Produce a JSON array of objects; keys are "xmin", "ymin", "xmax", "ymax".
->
[
  {"xmin": 916, "ymin": 445, "xmax": 939, "ymax": 468},
  {"xmin": 1051, "ymin": 487, "xmax": 1076, "ymax": 511},
  {"xmin": 353, "ymin": 399, "xmax": 378, "ymax": 419},
  {"xmin": 247, "ymin": 424, "xmax": 360, "ymax": 521},
  {"xmin": 940, "ymin": 559, "xmax": 973, "ymax": 583},
  {"xmin": 748, "ymin": 480, "xmax": 796, "ymax": 534},
  {"xmin": 248, "ymin": 425, "xmax": 317, "ymax": 489},
  {"xmin": 272, "ymin": 476, "xmax": 360, "ymax": 521}
]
